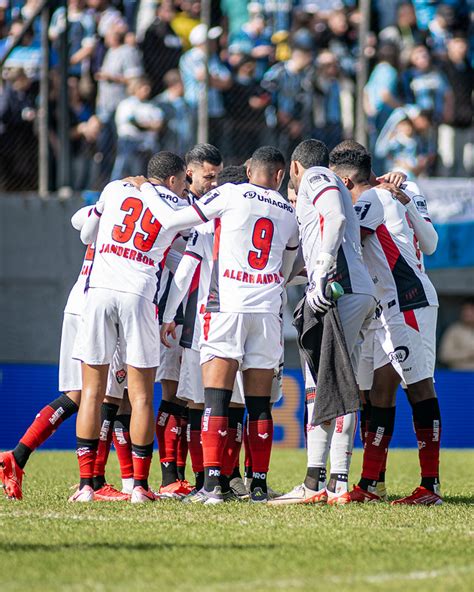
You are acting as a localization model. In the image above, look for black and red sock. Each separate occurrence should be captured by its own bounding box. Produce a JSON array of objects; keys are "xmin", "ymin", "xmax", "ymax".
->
[
  {"xmin": 113, "ymin": 414, "xmax": 133, "ymax": 481},
  {"xmin": 411, "ymin": 397, "xmax": 441, "ymax": 491},
  {"xmin": 76, "ymin": 437, "xmax": 99, "ymax": 489},
  {"xmin": 221, "ymin": 407, "xmax": 245, "ymax": 491},
  {"xmin": 156, "ymin": 400, "xmax": 183, "ymax": 486},
  {"xmin": 92, "ymin": 402, "xmax": 119, "ymax": 490},
  {"xmin": 176, "ymin": 407, "xmax": 189, "ymax": 481},
  {"xmin": 13, "ymin": 394, "xmax": 79, "ymax": 469},
  {"xmin": 243, "ymin": 415, "xmax": 252, "ymax": 480},
  {"xmin": 359, "ymin": 398, "xmax": 372, "ymax": 447},
  {"xmin": 188, "ymin": 408, "xmax": 204, "ymax": 490},
  {"xmin": 245, "ymin": 396, "xmax": 273, "ymax": 493},
  {"xmin": 132, "ymin": 442, "xmax": 154, "ymax": 490},
  {"xmin": 359, "ymin": 406, "xmax": 395, "ymax": 491},
  {"xmin": 202, "ymin": 388, "xmax": 232, "ymax": 492}
]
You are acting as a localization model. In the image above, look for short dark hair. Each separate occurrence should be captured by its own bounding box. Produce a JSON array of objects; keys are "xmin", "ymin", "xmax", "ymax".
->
[
  {"xmin": 291, "ymin": 139, "xmax": 329, "ymax": 168},
  {"xmin": 250, "ymin": 146, "xmax": 286, "ymax": 174},
  {"xmin": 329, "ymin": 141, "xmax": 372, "ymax": 183},
  {"xmin": 185, "ymin": 143, "xmax": 223, "ymax": 167},
  {"xmin": 217, "ymin": 165, "xmax": 248, "ymax": 186},
  {"xmin": 147, "ymin": 151, "xmax": 185, "ymax": 179}
]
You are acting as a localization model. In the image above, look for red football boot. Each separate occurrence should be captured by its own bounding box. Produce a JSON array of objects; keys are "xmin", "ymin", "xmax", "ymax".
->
[
  {"xmin": 391, "ymin": 486, "xmax": 442, "ymax": 506},
  {"xmin": 159, "ymin": 480, "xmax": 191, "ymax": 499},
  {"xmin": 0, "ymin": 451, "xmax": 24, "ymax": 500},
  {"xmin": 348, "ymin": 485, "xmax": 382, "ymax": 503},
  {"xmin": 94, "ymin": 483, "xmax": 131, "ymax": 501}
]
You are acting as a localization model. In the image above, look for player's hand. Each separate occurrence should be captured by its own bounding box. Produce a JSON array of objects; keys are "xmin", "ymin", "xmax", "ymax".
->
[
  {"xmin": 160, "ymin": 322, "xmax": 176, "ymax": 348},
  {"xmin": 377, "ymin": 182, "xmax": 411, "ymax": 205},
  {"xmin": 306, "ymin": 275, "xmax": 334, "ymax": 315},
  {"xmin": 376, "ymin": 171, "xmax": 407, "ymax": 187},
  {"xmin": 123, "ymin": 175, "xmax": 149, "ymax": 189}
]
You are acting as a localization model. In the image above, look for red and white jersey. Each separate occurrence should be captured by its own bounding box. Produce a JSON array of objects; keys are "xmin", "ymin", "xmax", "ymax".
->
[
  {"xmin": 64, "ymin": 244, "xmax": 96, "ymax": 315},
  {"xmin": 142, "ymin": 182, "xmax": 299, "ymax": 313},
  {"xmin": 180, "ymin": 222, "xmax": 214, "ymax": 350},
  {"xmin": 88, "ymin": 180, "xmax": 188, "ymax": 303},
  {"xmin": 354, "ymin": 187, "xmax": 438, "ymax": 320},
  {"xmin": 296, "ymin": 167, "xmax": 374, "ymax": 296}
]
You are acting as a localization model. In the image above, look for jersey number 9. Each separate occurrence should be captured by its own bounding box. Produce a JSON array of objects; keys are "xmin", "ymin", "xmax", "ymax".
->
[{"xmin": 248, "ymin": 217, "xmax": 274, "ymax": 270}]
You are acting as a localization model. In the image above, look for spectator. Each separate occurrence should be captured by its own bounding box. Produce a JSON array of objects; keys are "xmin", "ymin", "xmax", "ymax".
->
[
  {"xmin": 439, "ymin": 34, "xmax": 473, "ymax": 176},
  {"xmin": 221, "ymin": 0, "xmax": 249, "ymax": 38},
  {"xmin": 179, "ymin": 23, "xmax": 231, "ymax": 151},
  {"xmin": 402, "ymin": 44, "xmax": 453, "ymax": 123},
  {"xmin": 383, "ymin": 116, "xmax": 431, "ymax": 179},
  {"xmin": 49, "ymin": 0, "xmax": 96, "ymax": 78},
  {"xmin": 172, "ymin": 0, "xmax": 201, "ymax": 51},
  {"xmin": 223, "ymin": 56, "xmax": 270, "ymax": 162},
  {"xmin": 262, "ymin": 29, "xmax": 315, "ymax": 156},
  {"xmin": 111, "ymin": 77, "xmax": 164, "ymax": 179},
  {"xmin": 155, "ymin": 69, "xmax": 194, "ymax": 155},
  {"xmin": 141, "ymin": 0, "xmax": 183, "ymax": 97},
  {"xmin": 411, "ymin": 0, "xmax": 439, "ymax": 31},
  {"xmin": 364, "ymin": 43, "xmax": 402, "ymax": 154},
  {"xmin": 310, "ymin": 50, "xmax": 343, "ymax": 150},
  {"xmin": 230, "ymin": 11, "xmax": 273, "ymax": 80},
  {"xmin": 379, "ymin": 2, "xmax": 424, "ymax": 66},
  {"xmin": 439, "ymin": 298, "xmax": 474, "ymax": 370},
  {"xmin": 427, "ymin": 4, "xmax": 457, "ymax": 59},
  {"xmin": 0, "ymin": 67, "xmax": 38, "ymax": 190},
  {"xmin": 2, "ymin": 21, "xmax": 41, "ymax": 79},
  {"xmin": 325, "ymin": 9, "xmax": 359, "ymax": 78}
]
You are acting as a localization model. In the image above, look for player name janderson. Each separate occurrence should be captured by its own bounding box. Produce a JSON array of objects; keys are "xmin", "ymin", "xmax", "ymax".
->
[{"xmin": 98, "ymin": 243, "xmax": 156, "ymax": 267}]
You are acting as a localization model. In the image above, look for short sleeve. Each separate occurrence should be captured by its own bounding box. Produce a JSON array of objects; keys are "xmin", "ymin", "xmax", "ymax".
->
[
  {"xmin": 354, "ymin": 191, "xmax": 384, "ymax": 232},
  {"xmin": 192, "ymin": 185, "xmax": 231, "ymax": 222}
]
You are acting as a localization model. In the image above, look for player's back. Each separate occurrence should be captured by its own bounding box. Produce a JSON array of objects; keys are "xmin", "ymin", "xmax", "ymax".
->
[
  {"xmin": 89, "ymin": 180, "xmax": 188, "ymax": 302},
  {"xmin": 297, "ymin": 166, "xmax": 374, "ymax": 297},
  {"xmin": 206, "ymin": 182, "xmax": 299, "ymax": 313}
]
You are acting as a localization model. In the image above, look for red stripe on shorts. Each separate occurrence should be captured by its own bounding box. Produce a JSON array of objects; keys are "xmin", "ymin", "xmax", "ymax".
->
[{"xmin": 403, "ymin": 309, "xmax": 420, "ymax": 332}]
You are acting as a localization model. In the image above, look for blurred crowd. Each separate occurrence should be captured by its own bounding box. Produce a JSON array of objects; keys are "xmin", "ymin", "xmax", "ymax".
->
[{"xmin": 0, "ymin": 0, "xmax": 472, "ymax": 191}]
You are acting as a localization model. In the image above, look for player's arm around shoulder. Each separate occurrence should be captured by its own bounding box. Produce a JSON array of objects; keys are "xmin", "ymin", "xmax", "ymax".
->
[{"xmin": 354, "ymin": 188, "xmax": 385, "ymax": 240}]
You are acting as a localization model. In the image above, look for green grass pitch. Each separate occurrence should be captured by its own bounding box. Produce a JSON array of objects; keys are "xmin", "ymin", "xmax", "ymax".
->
[{"xmin": 1, "ymin": 449, "xmax": 473, "ymax": 592}]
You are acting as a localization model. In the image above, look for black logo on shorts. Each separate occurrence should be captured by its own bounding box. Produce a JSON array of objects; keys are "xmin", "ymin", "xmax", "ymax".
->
[
  {"xmin": 389, "ymin": 346, "xmax": 409, "ymax": 364},
  {"xmin": 116, "ymin": 369, "xmax": 127, "ymax": 384},
  {"xmin": 244, "ymin": 191, "xmax": 256, "ymax": 199}
]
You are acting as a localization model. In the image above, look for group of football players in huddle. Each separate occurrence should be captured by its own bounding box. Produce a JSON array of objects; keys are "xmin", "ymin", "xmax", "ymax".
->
[{"xmin": 0, "ymin": 138, "xmax": 443, "ymax": 506}]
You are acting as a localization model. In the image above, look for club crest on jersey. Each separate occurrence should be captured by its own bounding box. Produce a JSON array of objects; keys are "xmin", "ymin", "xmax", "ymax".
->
[
  {"xmin": 116, "ymin": 369, "xmax": 127, "ymax": 384},
  {"xmin": 244, "ymin": 190, "xmax": 257, "ymax": 199},
  {"xmin": 389, "ymin": 346, "xmax": 409, "ymax": 364}
]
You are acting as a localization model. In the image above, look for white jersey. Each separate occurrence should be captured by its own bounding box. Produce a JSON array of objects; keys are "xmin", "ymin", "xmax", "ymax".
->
[
  {"xmin": 88, "ymin": 180, "xmax": 188, "ymax": 303},
  {"xmin": 64, "ymin": 245, "xmax": 96, "ymax": 315},
  {"xmin": 180, "ymin": 223, "xmax": 214, "ymax": 350},
  {"xmin": 142, "ymin": 181, "xmax": 300, "ymax": 313},
  {"xmin": 296, "ymin": 167, "xmax": 374, "ymax": 296},
  {"xmin": 354, "ymin": 187, "xmax": 438, "ymax": 320}
]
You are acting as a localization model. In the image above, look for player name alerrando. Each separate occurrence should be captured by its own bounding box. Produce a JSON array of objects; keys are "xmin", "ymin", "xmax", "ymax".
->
[{"xmin": 223, "ymin": 268, "xmax": 282, "ymax": 284}]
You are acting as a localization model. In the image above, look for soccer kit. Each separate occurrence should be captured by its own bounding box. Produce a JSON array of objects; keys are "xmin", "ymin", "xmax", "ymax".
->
[
  {"xmin": 74, "ymin": 180, "xmax": 189, "ymax": 369},
  {"xmin": 142, "ymin": 181, "xmax": 300, "ymax": 370},
  {"xmin": 296, "ymin": 167, "xmax": 376, "ymax": 385},
  {"xmin": 354, "ymin": 186, "xmax": 439, "ymax": 388}
]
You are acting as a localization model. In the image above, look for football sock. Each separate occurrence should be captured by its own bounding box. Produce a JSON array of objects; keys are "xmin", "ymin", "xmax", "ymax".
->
[
  {"xmin": 176, "ymin": 407, "xmax": 189, "ymax": 481},
  {"xmin": 156, "ymin": 400, "xmax": 183, "ymax": 486},
  {"xmin": 202, "ymin": 388, "xmax": 232, "ymax": 492},
  {"xmin": 327, "ymin": 472, "xmax": 348, "ymax": 494},
  {"xmin": 359, "ymin": 406, "xmax": 396, "ymax": 491},
  {"xmin": 187, "ymin": 408, "xmax": 204, "ymax": 490},
  {"xmin": 221, "ymin": 407, "xmax": 244, "ymax": 478},
  {"xmin": 92, "ymin": 402, "xmax": 119, "ymax": 490},
  {"xmin": 132, "ymin": 442, "xmax": 154, "ymax": 490},
  {"xmin": 243, "ymin": 416, "xmax": 252, "ymax": 480},
  {"xmin": 306, "ymin": 391, "xmax": 333, "ymax": 478},
  {"xmin": 411, "ymin": 397, "xmax": 441, "ymax": 490},
  {"xmin": 360, "ymin": 399, "xmax": 372, "ymax": 446},
  {"xmin": 14, "ymin": 394, "xmax": 79, "ymax": 469},
  {"xmin": 245, "ymin": 396, "xmax": 273, "ymax": 493},
  {"xmin": 113, "ymin": 415, "xmax": 133, "ymax": 485},
  {"xmin": 304, "ymin": 467, "xmax": 327, "ymax": 492},
  {"xmin": 231, "ymin": 465, "xmax": 242, "ymax": 480},
  {"xmin": 330, "ymin": 412, "xmax": 357, "ymax": 475},
  {"xmin": 76, "ymin": 437, "xmax": 99, "ymax": 489}
]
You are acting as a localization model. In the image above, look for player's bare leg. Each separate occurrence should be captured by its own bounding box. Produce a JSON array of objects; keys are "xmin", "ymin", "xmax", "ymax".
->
[
  {"xmin": 349, "ymin": 363, "xmax": 399, "ymax": 503},
  {"xmin": 189, "ymin": 357, "xmax": 238, "ymax": 504},
  {"xmin": 156, "ymin": 379, "xmax": 189, "ymax": 496},
  {"xmin": 0, "ymin": 390, "xmax": 81, "ymax": 500},
  {"xmin": 243, "ymin": 368, "xmax": 274, "ymax": 503},
  {"xmin": 127, "ymin": 366, "xmax": 156, "ymax": 503},
  {"xmin": 392, "ymin": 378, "xmax": 442, "ymax": 505}
]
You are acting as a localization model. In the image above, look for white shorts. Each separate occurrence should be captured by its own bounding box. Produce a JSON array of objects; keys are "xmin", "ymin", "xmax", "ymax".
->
[
  {"xmin": 305, "ymin": 293, "xmax": 376, "ymax": 390},
  {"xmin": 200, "ymin": 312, "xmax": 282, "ymax": 371},
  {"xmin": 59, "ymin": 311, "xmax": 126, "ymax": 399},
  {"xmin": 357, "ymin": 306, "xmax": 437, "ymax": 390},
  {"xmin": 177, "ymin": 347, "xmax": 283, "ymax": 405},
  {"xmin": 74, "ymin": 287, "xmax": 160, "ymax": 368},
  {"xmin": 156, "ymin": 325, "xmax": 183, "ymax": 383}
]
